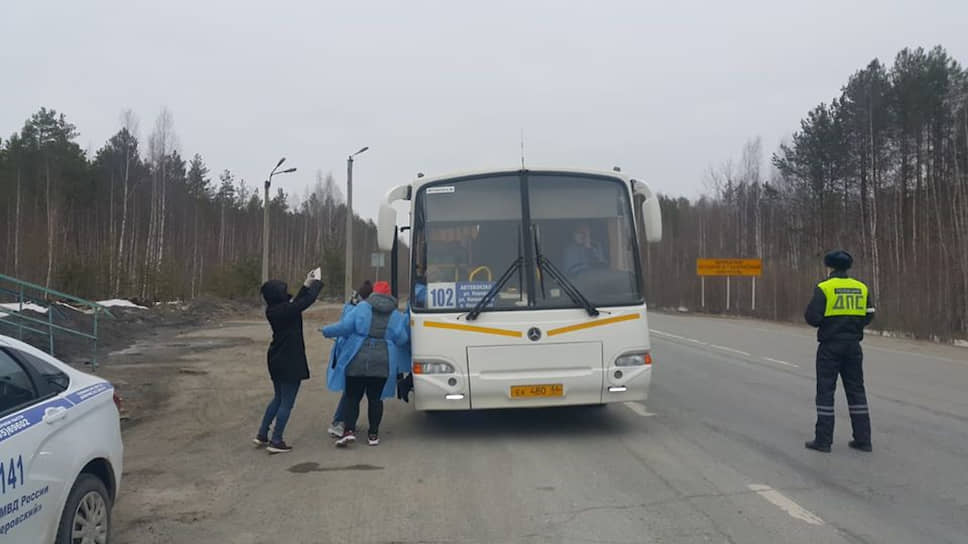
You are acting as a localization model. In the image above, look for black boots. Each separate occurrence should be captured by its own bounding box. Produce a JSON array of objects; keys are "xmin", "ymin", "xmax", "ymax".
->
[
  {"xmin": 804, "ymin": 440, "xmax": 872, "ymax": 453},
  {"xmin": 804, "ymin": 440, "xmax": 831, "ymax": 453}
]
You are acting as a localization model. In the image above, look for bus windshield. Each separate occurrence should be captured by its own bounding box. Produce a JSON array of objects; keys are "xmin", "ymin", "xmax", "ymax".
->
[
  {"xmin": 410, "ymin": 172, "xmax": 642, "ymax": 312},
  {"xmin": 528, "ymin": 173, "xmax": 641, "ymax": 309}
]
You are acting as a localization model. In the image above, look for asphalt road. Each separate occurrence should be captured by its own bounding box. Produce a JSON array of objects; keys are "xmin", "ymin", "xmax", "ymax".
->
[{"xmin": 112, "ymin": 309, "xmax": 968, "ymax": 544}]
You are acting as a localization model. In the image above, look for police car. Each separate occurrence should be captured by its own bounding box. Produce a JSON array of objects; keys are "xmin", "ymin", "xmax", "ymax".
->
[{"xmin": 0, "ymin": 334, "xmax": 122, "ymax": 543}]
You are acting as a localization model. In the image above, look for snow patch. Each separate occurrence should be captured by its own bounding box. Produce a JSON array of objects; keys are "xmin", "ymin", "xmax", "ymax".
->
[
  {"xmin": 870, "ymin": 329, "xmax": 906, "ymax": 339},
  {"xmin": 0, "ymin": 302, "xmax": 49, "ymax": 314},
  {"xmin": 96, "ymin": 299, "xmax": 149, "ymax": 310},
  {"xmin": 872, "ymin": 327, "xmax": 967, "ymax": 348}
]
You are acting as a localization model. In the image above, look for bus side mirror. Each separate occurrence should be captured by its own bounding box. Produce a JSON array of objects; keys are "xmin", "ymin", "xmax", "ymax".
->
[
  {"xmin": 377, "ymin": 204, "xmax": 397, "ymax": 251},
  {"xmin": 642, "ymin": 197, "xmax": 662, "ymax": 243}
]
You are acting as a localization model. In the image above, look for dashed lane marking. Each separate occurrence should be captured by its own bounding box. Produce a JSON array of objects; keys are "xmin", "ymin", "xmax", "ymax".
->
[
  {"xmin": 652, "ymin": 329, "xmax": 800, "ymax": 369},
  {"xmin": 747, "ymin": 484, "xmax": 825, "ymax": 526},
  {"xmin": 649, "ymin": 329, "xmax": 686, "ymax": 340},
  {"xmin": 624, "ymin": 402, "xmax": 656, "ymax": 417},
  {"xmin": 650, "ymin": 328, "xmax": 707, "ymax": 345},
  {"xmin": 762, "ymin": 357, "xmax": 799, "ymax": 368},
  {"xmin": 710, "ymin": 344, "xmax": 751, "ymax": 357}
]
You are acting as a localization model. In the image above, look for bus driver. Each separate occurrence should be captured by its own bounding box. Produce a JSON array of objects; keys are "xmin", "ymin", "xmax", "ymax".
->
[{"xmin": 563, "ymin": 223, "xmax": 606, "ymax": 275}]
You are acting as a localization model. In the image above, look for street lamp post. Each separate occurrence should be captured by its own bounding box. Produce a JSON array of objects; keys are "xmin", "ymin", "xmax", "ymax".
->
[
  {"xmin": 345, "ymin": 146, "xmax": 369, "ymax": 299},
  {"xmin": 262, "ymin": 157, "xmax": 297, "ymax": 283}
]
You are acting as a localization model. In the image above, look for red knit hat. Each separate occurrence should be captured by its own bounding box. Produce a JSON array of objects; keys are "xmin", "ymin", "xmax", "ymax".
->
[{"xmin": 373, "ymin": 281, "xmax": 391, "ymax": 295}]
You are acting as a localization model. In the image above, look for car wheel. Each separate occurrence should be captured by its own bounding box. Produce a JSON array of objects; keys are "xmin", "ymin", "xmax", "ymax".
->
[{"xmin": 56, "ymin": 473, "xmax": 112, "ymax": 544}]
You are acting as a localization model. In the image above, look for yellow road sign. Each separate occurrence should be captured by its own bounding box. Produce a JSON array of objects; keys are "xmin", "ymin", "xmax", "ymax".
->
[{"xmin": 697, "ymin": 258, "xmax": 762, "ymax": 277}]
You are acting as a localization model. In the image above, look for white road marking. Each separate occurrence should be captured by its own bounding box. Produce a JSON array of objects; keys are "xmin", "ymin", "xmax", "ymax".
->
[
  {"xmin": 710, "ymin": 344, "xmax": 751, "ymax": 357},
  {"xmin": 863, "ymin": 344, "xmax": 964, "ymax": 364},
  {"xmin": 651, "ymin": 326, "xmax": 801, "ymax": 367},
  {"xmin": 747, "ymin": 484, "xmax": 825, "ymax": 526},
  {"xmin": 654, "ymin": 314, "xmax": 966, "ymax": 364},
  {"xmin": 624, "ymin": 402, "xmax": 656, "ymax": 417},
  {"xmin": 649, "ymin": 329, "xmax": 686, "ymax": 340},
  {"xmin": 649, "ymin": 329, "xmax": 707, "ymax": 346},
  {"xmin": 762, "ymin": 357, "xmax": 799, "ymax": 368}
]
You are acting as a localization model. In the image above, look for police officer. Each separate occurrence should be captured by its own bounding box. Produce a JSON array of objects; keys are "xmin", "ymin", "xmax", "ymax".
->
[{"xmin": 804, "ymin": 250, "xmax": 875, "ymax": 453}]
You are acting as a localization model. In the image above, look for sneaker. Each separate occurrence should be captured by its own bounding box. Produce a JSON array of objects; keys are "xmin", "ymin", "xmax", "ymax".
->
[
  {"xmin": 328, "ymin": 422, "xmax": 345, "ymax": 439},
  {"xmin": 848, "ymin": 440, "xmax": 873, "ymax": 452},
  {"xmin": 368, "ymin": 434, "xmax": 380, "ymax": 446},
  {"xmin": 804, "ymin": 440, "xmax": 831, "ymax": 453},
  {"xmin": 253, "ymin": 435, "xmax": 269, "ymax": 447},
  {"xmin": 335, "ymin": 430, "xmax": 357, "ymax": 447},
  {"xmin": 267, "ymin": 441, "xmax": 293, "ymax": 454}
]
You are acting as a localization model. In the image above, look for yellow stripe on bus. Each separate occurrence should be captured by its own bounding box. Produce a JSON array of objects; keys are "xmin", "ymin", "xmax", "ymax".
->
[
  {"xmin": 547, "ymin": 313, "xmax": 641, "ymax": 337},
  {"xmin": 423, "ymin": 321, "xmax": 523, "ymax": 338}
]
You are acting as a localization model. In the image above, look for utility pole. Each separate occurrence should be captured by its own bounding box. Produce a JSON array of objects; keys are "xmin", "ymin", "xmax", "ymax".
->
[
  {"xmin": 262, "ymin": 178, "xmax": 271, "ymax": 282},
  {"xmin": 345, "ymin": 147, "xmax": 369, "ymax": 299},
  {"xmin": 262, "ymin": 157, "xmax": 297, "ymax": 283}
]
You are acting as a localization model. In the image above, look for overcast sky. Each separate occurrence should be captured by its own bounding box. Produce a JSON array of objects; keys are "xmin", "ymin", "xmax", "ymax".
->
[{"xmin": 2, "ymin": 1, "xmax": 965, "ymax": 220}]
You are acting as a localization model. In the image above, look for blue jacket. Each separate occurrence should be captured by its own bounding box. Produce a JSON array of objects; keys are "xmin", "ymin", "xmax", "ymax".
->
[
  {"xmin": 413, "ymin": 282, "xmax": 427, "ymax": 308},
  {"xmin": 322, "ymin": 299, "xmax": 411, "ymax": 399},
  {"xmin": 325, "ymin": 302, "xmax": 356, "ymax": 382}
]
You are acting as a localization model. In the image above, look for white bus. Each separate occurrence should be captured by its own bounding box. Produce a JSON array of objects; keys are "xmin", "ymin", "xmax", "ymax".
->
[{"xmin": 377, "ymin": 168, "xmax": 662, "ymax": 410}]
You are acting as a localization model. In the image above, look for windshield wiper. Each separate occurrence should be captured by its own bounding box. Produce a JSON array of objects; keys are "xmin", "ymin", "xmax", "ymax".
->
[
  {"xmin": 532, "ymin": 225, "xmax": 599, "ymax": 317},
  {"xmin": 466, "ymin": 257, "xmax": 523, "ymax": 321},
  {"xmin": 532, "ymin": 225, "xmax": 547, "ymax": 300}
]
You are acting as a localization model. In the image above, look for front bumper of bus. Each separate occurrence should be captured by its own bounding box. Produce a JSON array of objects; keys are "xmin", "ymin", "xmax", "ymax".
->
[{"xmin": 413, "ymin": 364, "xmax": 650, "ymax": 411}]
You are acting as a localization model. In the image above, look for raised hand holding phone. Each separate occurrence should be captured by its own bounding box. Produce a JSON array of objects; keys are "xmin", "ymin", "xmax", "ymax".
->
[{"xmin": 305, "ymin": 267, "xmax": 322, "ymax": 286}]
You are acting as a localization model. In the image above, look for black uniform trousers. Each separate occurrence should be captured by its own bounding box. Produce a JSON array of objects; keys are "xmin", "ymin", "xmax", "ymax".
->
[{"xmin": 815, "ymin": 341, "xmax": 871, "ymax": 446}]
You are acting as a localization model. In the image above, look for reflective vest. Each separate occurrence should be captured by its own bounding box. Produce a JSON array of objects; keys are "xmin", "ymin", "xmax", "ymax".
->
[{"xmin": 818, "ymin": 277, "xmax": 868, "ymax": 317}]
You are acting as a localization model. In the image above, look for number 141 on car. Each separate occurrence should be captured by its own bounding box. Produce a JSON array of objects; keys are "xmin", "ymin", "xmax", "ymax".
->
[{"xmin": 0, "ymin": 455, "xmax": 24, "ymax": 495}]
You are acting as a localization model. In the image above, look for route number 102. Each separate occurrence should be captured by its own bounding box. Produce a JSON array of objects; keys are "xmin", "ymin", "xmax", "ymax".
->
[{"xmin": 431, "ymin": 287, "xmax": 455, "ymax": 308}]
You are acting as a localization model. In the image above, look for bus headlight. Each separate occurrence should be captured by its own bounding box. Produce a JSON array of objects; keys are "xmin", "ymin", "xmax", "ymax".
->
[
  {"xmin": 413, "ymin": 361, "xmax": 456, "ymax": 375},
  {"xmin": 615, "ymin": 351, "xmax": 652, "ymax": 367}
]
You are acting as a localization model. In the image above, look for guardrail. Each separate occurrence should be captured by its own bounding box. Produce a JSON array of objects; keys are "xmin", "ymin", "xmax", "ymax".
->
[{"xmin": 0, "ymin": 273, "xmax": 115, "ymax": 369}]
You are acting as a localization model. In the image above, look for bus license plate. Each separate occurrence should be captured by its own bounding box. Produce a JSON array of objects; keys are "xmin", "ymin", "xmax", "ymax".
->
[{"xmin": 510, "ymin": 384, "xmax": 564, "ymax": 399}]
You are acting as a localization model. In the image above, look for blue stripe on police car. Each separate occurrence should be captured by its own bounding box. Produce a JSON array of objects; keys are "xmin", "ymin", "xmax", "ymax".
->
[{"xmin": 0, "ymin": 382, "xmax": 113, "ymax": 446}]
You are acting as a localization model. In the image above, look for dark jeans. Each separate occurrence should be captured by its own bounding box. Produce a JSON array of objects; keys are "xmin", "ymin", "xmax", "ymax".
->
[
  {"xmin": 343, "ymin": 376, "xmax": 387, "ymax": 434},
  {"xmin": 814, "ymin": 341, "xmax": 871, "ymax": 445},
  {"xmin": 259, "ymin": 380, "xmax": 301, "ymax": 443}
]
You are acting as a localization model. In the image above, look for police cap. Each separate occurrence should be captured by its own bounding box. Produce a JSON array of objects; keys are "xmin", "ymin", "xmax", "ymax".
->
[{"xmin": 823, "ymin": 250, "xmax": 853, "ymax": 271}]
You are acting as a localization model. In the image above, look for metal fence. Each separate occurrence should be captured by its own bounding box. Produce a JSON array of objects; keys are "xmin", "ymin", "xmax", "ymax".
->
[{"xmin": 0, "ymin": 273, "xmax": 114, "ymax": 369}]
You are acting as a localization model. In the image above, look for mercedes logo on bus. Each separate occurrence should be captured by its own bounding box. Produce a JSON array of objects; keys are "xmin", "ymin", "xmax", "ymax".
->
[{"xmin": 527, "ymin": 327, "xmax": 542, "ymax": 342}]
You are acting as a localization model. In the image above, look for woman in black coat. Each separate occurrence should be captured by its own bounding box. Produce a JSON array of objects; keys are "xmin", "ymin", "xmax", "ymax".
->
[{"xmin": 254, "ymin": 269, "xmax": 323, "ymax": 453}]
